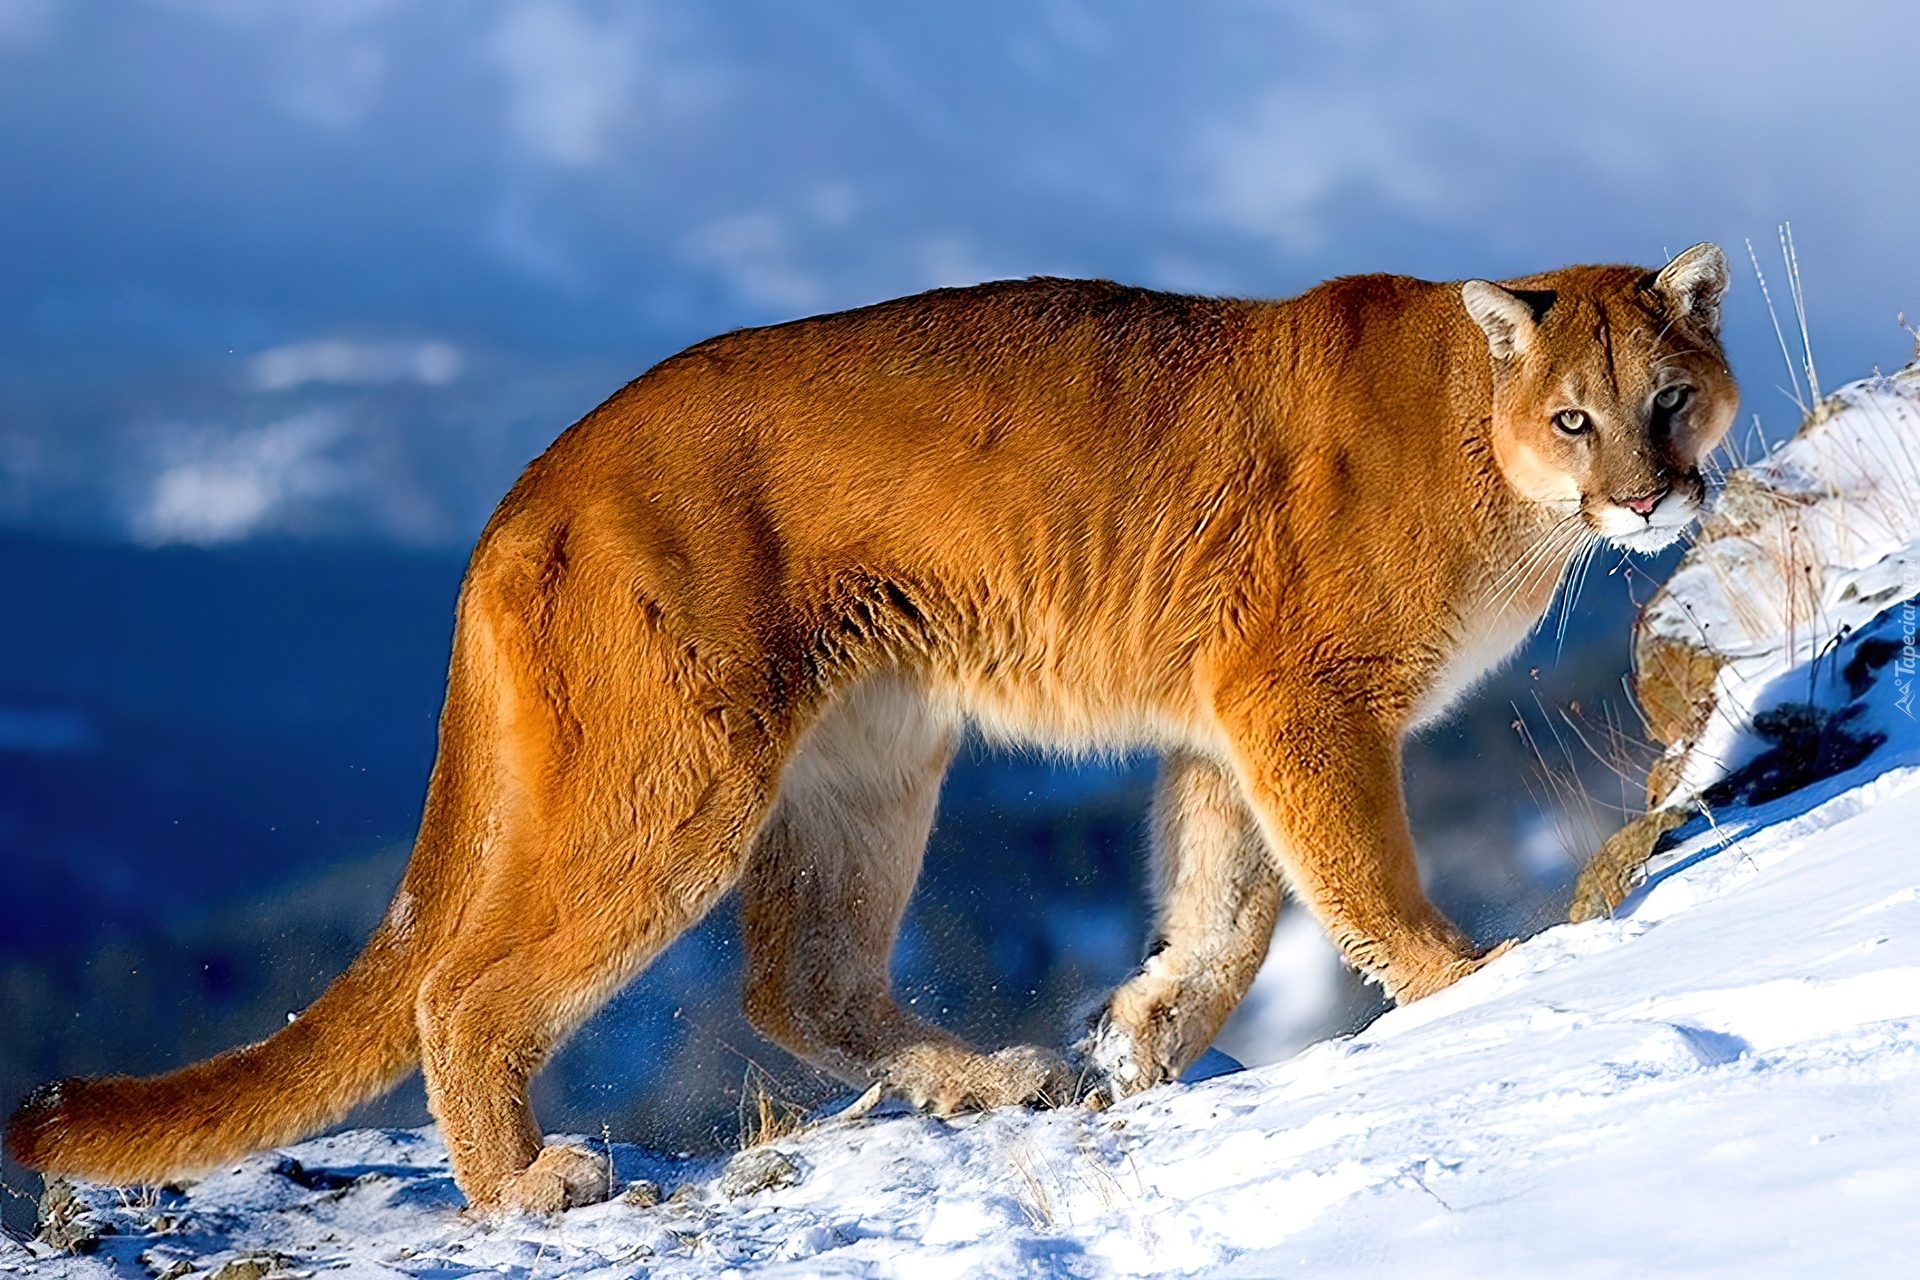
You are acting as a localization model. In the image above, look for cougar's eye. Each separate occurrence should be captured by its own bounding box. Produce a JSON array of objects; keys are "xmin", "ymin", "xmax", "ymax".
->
[
  {"xmin": 1655, "ymin": 385, "xmax": 1691, "ymax": 411},
  {"xmin": 1553, "ymin": 409, "xmax": 1590, "ymax": 436}
]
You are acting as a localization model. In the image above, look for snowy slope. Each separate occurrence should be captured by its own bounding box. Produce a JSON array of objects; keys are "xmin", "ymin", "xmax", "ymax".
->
[
  {"xmin": 15, "ymin": 748, "xmax": 1920, "ymax": 1279},
  {"xmin": 13, "ymin": 374, "xmax": 1920, "ymax": 1279}
]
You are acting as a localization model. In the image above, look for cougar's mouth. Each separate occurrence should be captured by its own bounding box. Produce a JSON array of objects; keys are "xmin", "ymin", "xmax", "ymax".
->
[{"xmin": 1591, "ymin": 483, "xmax": 1699, "ymax": 553}]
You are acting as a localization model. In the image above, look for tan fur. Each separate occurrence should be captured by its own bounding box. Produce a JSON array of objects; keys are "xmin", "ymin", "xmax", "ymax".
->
[{"xmin": 7, "ymin": 246, "xmax": 1737, "ymax": 1211}]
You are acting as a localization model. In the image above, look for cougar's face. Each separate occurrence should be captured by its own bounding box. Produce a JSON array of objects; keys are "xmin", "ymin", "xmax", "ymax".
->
[{"xmin": 1463, "ymin": 244, "xmax": 1739, "ymax": 553}]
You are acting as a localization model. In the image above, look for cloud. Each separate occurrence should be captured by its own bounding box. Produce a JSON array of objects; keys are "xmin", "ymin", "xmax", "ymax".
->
[
  {"xmin": 247, "ymin": 339, "xmax": 463, "ymax": 392},
  {"xmin": 681, "ymin": 188, "xmax": 868, "ymax": 314},
  {"xmin": 265, "ymin": 0, "xmax": 401, "ymax": 129},
  {"xmin": 150, "ymin": 0, "xmax": 402, "ymax": 129},
  {"xmin": 278, "ymin": 30, "xmax": 388, "ymax": 130},
  {"xmin": 134, "ymin": 413, "xmax": 349, "ymax": 545},
  {"xmin": 1196, "ymin": 86, "xmax": 1444, "ymax": 253},
  {"xmin": 1183, "ymin": 0, "xmax": 1920, "ymax": 271},
  {"xmin": 489, "ymin": 1, "xmax": 637, "ymax": 167},
  {"xmin": 6, "ymin": 0, "xmax": 1918, "ymax": 551},
  {"xmin": 681, "ymin": 209, "xmax": 823, "ymax": 313}
]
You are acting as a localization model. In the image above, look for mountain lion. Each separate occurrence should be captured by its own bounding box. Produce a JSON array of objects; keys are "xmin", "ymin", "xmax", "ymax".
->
[{"xmin": 10, "ymin": 245, "xmax": 1736, "ymax": 1213}]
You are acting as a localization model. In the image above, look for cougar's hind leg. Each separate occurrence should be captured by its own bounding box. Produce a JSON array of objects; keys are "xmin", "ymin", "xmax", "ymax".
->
[
  {"xmin": 742, "ymin": 675, "xmax": 1072, "ymax": 1115},
  {"xmin": 1078, "ymin": 749, "xmax": 1282, "ymax": 1102},
  {"xmin": 416, "ymin": 748, "xmax": 774, "ymax": 1213},
  {"xmin": 412, "ymin": 531, "xmax": 785, "ymax": 1214}
]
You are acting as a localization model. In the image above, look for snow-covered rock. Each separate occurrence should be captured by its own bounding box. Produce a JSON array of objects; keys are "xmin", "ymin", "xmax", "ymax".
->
[{"xmin": 1636, "ymin": 363, "xmax": 1920, "ymax": 808}]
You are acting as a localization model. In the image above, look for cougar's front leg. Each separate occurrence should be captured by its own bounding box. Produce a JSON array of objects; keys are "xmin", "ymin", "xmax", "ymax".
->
[
  {"xmin": 741, "ymin": 678, "xmax": 1072, "ymax": 1115},
  {"xmin": 1077, "ymin": 750, "xmax": 1282, "ymax": 1103},
  {"xmin": 1217, "ymin": 684, "xmax": 1493, "ymax": 1004}
]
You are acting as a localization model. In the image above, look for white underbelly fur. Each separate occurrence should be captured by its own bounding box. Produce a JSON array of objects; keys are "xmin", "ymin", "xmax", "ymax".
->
[{"xmin": 1408, "ymin": 600, "xmax": 1545, "ymax": 729}]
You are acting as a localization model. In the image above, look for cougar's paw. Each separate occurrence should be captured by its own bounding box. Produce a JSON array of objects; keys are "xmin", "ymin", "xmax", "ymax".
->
[
  {"xmin": 1444, "ymin": 938, "xmax": 1520, "ymax": 988},
  {"xmin": 1072, "ymin": 972, "xmax": 1214, "ymax": 1107},
  {"xmin": 881, "ymin": 1043, "xmax": 1073, "ymax": 1116},
  {"xmin": 494, "ymin": 1145, "xmax": 611, "ymax": 1216},
  {"xmin": 980, "ymin": 1044, "xmax": 1075, "ymax": 1111},
  {"xmin": 1388, "ymin": 939, "xmax": 1520, "ymax": 1004},
  {"xmin": 1072, "ymin": 1015, "xmax": 1148, "ymax": 1108}
]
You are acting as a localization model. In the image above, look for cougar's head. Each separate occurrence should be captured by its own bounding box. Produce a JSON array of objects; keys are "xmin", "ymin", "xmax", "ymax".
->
[{"xmin": 1462, "ymin": 243, "xmax": 1738, "ymax": 553}]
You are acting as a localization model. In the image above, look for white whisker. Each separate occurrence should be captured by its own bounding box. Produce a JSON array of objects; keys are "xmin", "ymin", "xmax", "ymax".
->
[
  {"xmin": 1553, "ymin": 534, "xmax": 1602, "ymax": 660},
  {"xmin": 1480, "ymin": 513, "xmax": 1589, "ymax": 639}
]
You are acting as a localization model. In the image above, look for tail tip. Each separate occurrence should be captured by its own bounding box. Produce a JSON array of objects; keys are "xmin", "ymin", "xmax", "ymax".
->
[{"xmin": 6, "ymin": 1076, "xmax": 100, "ymax": 1171}]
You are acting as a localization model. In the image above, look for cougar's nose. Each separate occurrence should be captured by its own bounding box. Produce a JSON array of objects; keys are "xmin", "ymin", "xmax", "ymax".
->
[{"xmin": 1621, "ymin": 485, "xmax": 1669, "ymax": 518}]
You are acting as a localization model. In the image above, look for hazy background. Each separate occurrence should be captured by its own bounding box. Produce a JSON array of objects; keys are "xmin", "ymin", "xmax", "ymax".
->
[{"xmin": 3, "ymin": 0, "xmax": 1917, "ymax": 1227}]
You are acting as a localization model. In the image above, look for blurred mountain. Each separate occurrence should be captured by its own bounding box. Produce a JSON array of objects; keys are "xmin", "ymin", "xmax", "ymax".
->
[{"xmin": 0, "ymin": 349, "xmax": 624, "ymax": 548}]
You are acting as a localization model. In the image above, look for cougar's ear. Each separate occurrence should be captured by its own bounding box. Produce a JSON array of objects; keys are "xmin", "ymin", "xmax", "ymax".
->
[
  {"xmin": 1654, "ymin": 242, "xmax": 1729, "ymax": 333},
  {"xmin": 1461, "ymin": 280, "xmax": 1536, "ymax": 362}
]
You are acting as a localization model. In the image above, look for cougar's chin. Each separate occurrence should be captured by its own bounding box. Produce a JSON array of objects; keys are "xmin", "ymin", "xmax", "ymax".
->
[
  {"xmin": 1591, "ymin": 489, "xmax": 1699, "ymax": 553},
  {"xmin": 1609, "ymin": 522, "xmax": 1691, "ymax": 553}
]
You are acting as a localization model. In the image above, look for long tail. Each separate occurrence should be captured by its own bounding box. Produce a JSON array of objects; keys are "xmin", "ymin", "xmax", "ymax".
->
[
  {"xmin": 5, "ymin": 912, "xmax": 430, "ymax": 1186},
  {"xmin": 6, "ymin": 539, "xmax": 525, "ymax": 1187},
  {"xmin": 8, "ymin": 634, "xmax": 487, "ymax": 1184}
]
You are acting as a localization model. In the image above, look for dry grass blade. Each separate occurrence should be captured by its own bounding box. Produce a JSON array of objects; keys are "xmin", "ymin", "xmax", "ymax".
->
[
  {"xmin": 1007, "ymin": 1144, "xmax": 1057, "ymax": 1230},
  {"xmin": 1748, "ymin": 235, "xmax": 1808, "ymax": 415},
  {"xmin": 1780, "ymin": 222, "xmax": 1821, "ymax": 408},
  {"xmin": 1514, "ymin": 691, "xmax": 1669, "ymax": 918},
  {"xmin": 1512, "ymin": 700, "xmax": 1609, "ymax": 891},
  {"xmin": 736, "ymin": 1061, "xmax": 815, "ymax": 1150}
]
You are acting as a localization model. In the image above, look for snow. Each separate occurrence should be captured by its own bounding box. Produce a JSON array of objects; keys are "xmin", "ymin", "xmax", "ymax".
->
[
  {"xmin": 13, "ymin": 367, "xmax": 1920, "ymax": 1278},
  {"xmin": 19, "ymin": 757, "xmax": 1920, "ymax": 1278}
]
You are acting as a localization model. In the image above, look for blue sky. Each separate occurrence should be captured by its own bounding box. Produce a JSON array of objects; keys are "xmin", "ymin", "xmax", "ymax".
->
[{"xmin": 2, "ymin": 0, "xmax": 1916, "ymax": 544}]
